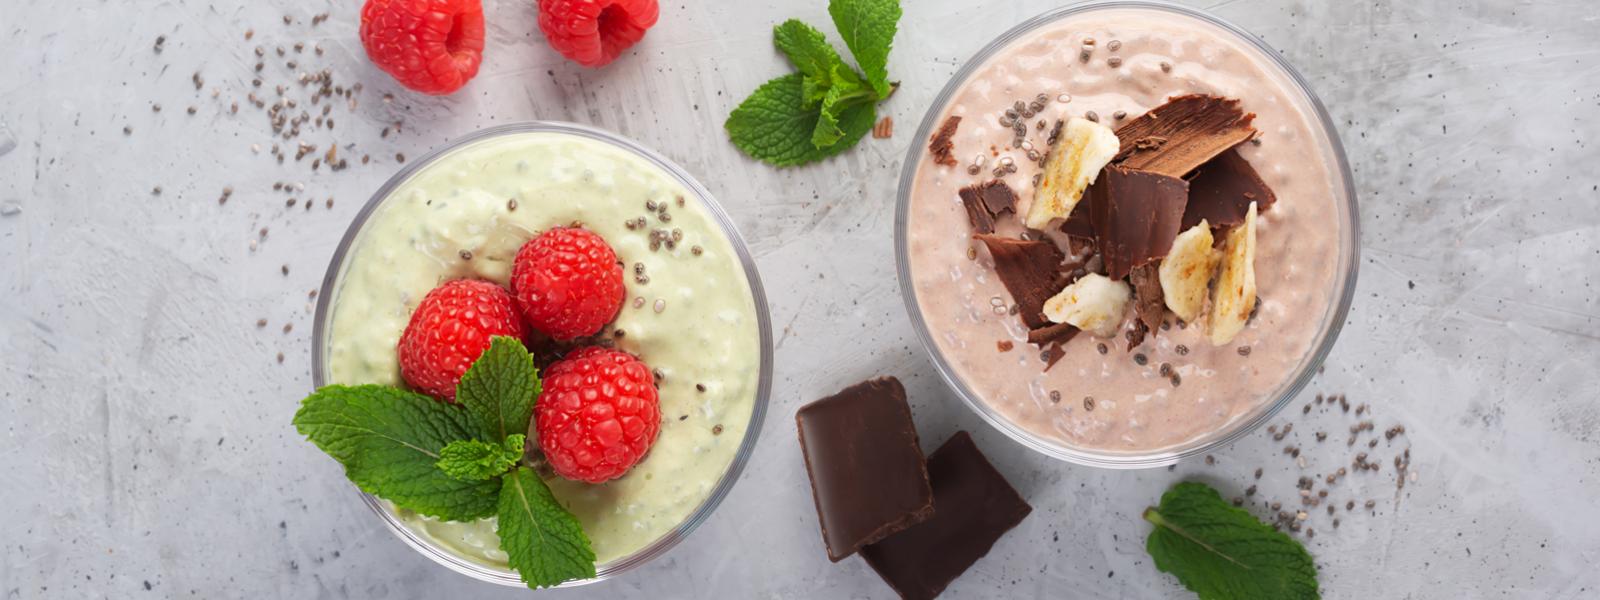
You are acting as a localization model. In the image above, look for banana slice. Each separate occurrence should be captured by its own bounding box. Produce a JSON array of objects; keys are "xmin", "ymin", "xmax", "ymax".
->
[
  {"xmin": 1158, "ymin": 220, "xmax": 1219, "ymax": 323},
  {"xmin": 1025, "ymin": 118, "xmax": 1119, "ymax": 229},
  {"xmin": 1209, "ymin": 203, "xmax": 1258, "ymax": 345},
  {"xmin": 1043, "ymin": 273, "xmax": 1131, "ymax": 338}
]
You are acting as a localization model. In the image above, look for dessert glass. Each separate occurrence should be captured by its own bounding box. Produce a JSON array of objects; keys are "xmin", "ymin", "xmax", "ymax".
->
[
  {"xmin": 894, "ymin": 0, "xmax": 1359, "ymax": 468},
  {"xmin": 310, "ymin": 122, "xmax": 774, "ymax": 586}
]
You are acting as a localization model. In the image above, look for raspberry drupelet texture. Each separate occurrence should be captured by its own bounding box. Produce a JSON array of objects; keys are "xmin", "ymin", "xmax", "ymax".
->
[
  {"xmin": 537, "ymin": 0, "xmax": 659, "ymax": 68},
  {"xmin": 396, "ymin": 279, "xmax": 527, "ymax": 402},
  {"xmin": 535, "ymin": 347, "xmax": 662, "ymax": 483},
  {"xmin": 360, "ymin": 0, "xmax": 486, "ymax": 95},
  {"xmin": 510, "ymin": 227, "xmax": 626, "ymax": 341}
]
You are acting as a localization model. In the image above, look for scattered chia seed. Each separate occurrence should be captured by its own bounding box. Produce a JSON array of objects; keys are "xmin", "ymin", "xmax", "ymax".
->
[
  {"xmin": 458, "ymin": 250, "xmax": 473, "ymax": 260},
  {"xmin": 1107, "ymin": 57, "xmax": 1123, "ymax": 68},
  {"xmin": 696, "ymin": 383, "xmax": 706, "ymax": 393},
  {"xmin": 282, "ymin": 323, "xmax": 293, "ymax": 334},
  {"xmin": 153, "ymin": 35, "xmax": 165, "ymax": 53},
  {"xmin": 712, "ymin": 424, "xmax": 723, "ymax": 435},
  {"xmin": 1083, "ymin": 396, "xmax": 1095, "ymax": 411},
  {"xmin": 276, "ymin": 352, "xmax": 284, "ymax": 364},
  {"xmin": 1133, "ymin": 353, "xmax": 1147, "ymax": 366},
  {"xmin": 1097, "ymin": 343, "xmax": 1108, "ymax": 355},
  {"xmin": 1049, "ymin": 390, "xmax": 1061, "ymax": 403},
  {"xmin": 1113, "ymin": 110, "xmax": 1127, "ymax": 120},
  {"xmin": 1160, "ymin": 61, "xmax": 1172, "ymax": 73},
  {"xmin": 653, "ymin": 299, "xmax": 666, "ymax": 313},
  {"xmin": 1238, "ymin": 345, "xmax": 1252, "ymax": 356},
  {"xmin": 1085, "ymin": 110, "xmax": 1099, "ymax": 123},
  {"xmin": 1108, "ymin": 40, "xmax": 1122, "ymax": 51}
]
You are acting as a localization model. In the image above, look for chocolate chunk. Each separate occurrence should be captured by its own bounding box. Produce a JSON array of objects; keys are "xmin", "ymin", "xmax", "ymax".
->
[
  {"xmin": 797, "ymin": 377, "xmax": 934, "ymax": 562},
  {"xmin": 1129, "ymin": 263, "xmax": 1165, "ymax": 335},
  {"xmin": 1088, "ymin": 166, "xmax": 1189, "ymax": 280},
  {"xmin": 1183, "ymin": 148, "xmax": 1277, "ymax": 230},
  {"xmin": 1027, "ymin": 322, "xmax": 1079, "ymax": 346},
  {"xmin": 1125, "ymin": 318, "xmax": 1149, "ymax": 351},
  {"xmin": 861, "ymin": 431, "xmax": 1032, "ymax": 600},
  {"xmin": 956, "ymin": 180, "xmax": 1018, "ymax": 234},
  {"xmin": 975, "ymin": 235, "xmax": 1067, "ymax": 329},
  {"xmin": 1059, "ymin": 207, "xmax": 1097, "ymax": 257},
  {"xmin": 958, "ymin": 188, "xmax": 996, "ymax": 234},
  {"xmin": 928, "ymin": 116, "xmax": 962, "ymax": 167},
  {"xmin": 1043, "ymin": 341, "xmax": 1067, "ymax": 372},
  {"xmin": 1113, "ymin": 95, "xmax": 1256, "ymax": 178}
]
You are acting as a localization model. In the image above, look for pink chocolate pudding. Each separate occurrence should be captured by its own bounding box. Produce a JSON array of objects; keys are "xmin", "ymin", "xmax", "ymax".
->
[{"xmin": 904, "ymin": 7, "xmax": 1346, "ymax": 454}]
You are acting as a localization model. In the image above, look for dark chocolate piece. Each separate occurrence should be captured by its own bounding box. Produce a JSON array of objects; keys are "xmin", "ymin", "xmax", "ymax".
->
[
  {"xmin": 974, "ymin": 180, "xmax": 1017, "ymax": 216},
  {"xmin": 797, "ymin": 377, "xmax": 934, "ymax": 562},
  {"xmin": 1129, "ymin": 263, "xmax": 1166, "ymax": 335},
  {"xmin": 1043, "ymin": 341, "xmax": 1067, "ymax": 372},
  {"xmin": 956, "ymin": 180, "xmax": 1018, "ymax": 234},
  {"xmin": 1183, "ymin": 148, "xmax": 1277, "ymax": 230},
  {"xmin": 975, "ymin": 235, "xmax": 1067, "ymax": 330},
  {"xmin": 1113, "ymin": 95, "xmax": 1256, "ymax": 178},
  {"xmin": 958, "ymin": 187, "xmax": 996, "ymax": 234},
  {"xmin": 928, "ymin": 116, "xmax": 961, "ymax": 167},
  {"xmin": 1027, "ymin": 322, "xmax": 1079, "ymax": 346},
  {"xmin": 1126, "ymin": 319, "xmax": 1149, "ymax": 351},
  {"xmin": 1088, "ymin": 166, "xmax": 1190, "ymax": 280},
  {"xmin": 861, "ymin": 431, "xmax": 1033, "ymax": 600},
  {"xmin": 1059, "ymin": 207, "xmax": 1097, "ymax": 257}
]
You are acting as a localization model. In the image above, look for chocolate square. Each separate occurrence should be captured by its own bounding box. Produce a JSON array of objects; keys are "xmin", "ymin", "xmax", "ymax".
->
[
  {"xmin": 797, "ymin": 377, "xmax": 934, "ymax": 562},
  {"xmin": 861, "ymin": 431, "xmax": 1033, "ymax": 600}
]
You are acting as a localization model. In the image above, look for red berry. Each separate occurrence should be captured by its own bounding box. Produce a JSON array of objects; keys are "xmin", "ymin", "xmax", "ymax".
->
[
  {"xmin": 360, "ymin": 0, "xmax": 486, "ymax": 95},
  {"xmin": 397, "ymin": 279, "xmax": 527, "ymax": 402},
  {"xmin": 537, "ymin": 0, "xmax": 659, "ymax": 68},
  {"xmin": 535, "ymin": 347, "xmax": 660, "ymax": 483},
  {"xmin": 510, "ymin": 227, "xmax": 625, "ymax": 341}
]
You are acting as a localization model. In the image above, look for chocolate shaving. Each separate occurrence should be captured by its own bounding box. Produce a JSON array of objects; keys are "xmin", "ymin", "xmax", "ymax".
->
[
  {"xmin": 975, "ymin": 235, "xmax": 1066, "ymax": 329},
  {"xmin": 1125, "ymin": 318, "xmax": 1149, "ymax": 351},
  {"xmin": 1059, "ymin": 207, "xmax": 1097, "ymax": 257},
  {"xmin": 1088, "ymin": 166, "xmax": 1189, "ymax": 280},
  {"xmin": 1028, "ymin": 322, "xmax": 1079, "ymax": 346},
  {"xmin": 1114, "ymin": 95, "xmax": 1256, "ymax": 178},
  {"xmin": 1043, "ymin": 342, "xmax": 1066, "ymax": 372},
  {"xmin": 1129, "ymin": 263, "xmax": 1166, "ymax": 335},
  {"xmin": 958, "ymin": 188, "xmax": 996, "ymax": 234},
  {"xmin": 1183, "ymin": 148, "xmax": 1277, "ymax": 230},
  {"xmin": 929, "ymin": 116, "xmax": 961, "ymax": 167}
]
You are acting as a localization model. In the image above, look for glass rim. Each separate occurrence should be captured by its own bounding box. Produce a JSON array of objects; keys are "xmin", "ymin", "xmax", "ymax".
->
[
  {"xmin": 893, "ymin": 0, "xmax": 1362, "ymax": 469},
  {"xmin": 309, "ymin": 121, "xmax": 775, "ymax": 587}
]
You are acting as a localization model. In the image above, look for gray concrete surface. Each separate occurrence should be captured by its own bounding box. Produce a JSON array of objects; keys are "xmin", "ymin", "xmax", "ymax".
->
[{"xmin": 3, "ymin": 0, "xmax": 1598, "ymax": 597}]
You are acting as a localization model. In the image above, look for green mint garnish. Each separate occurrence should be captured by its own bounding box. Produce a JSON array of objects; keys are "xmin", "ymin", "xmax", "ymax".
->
[
  {"xmin": 1144, "ymin": 482, "xmax": 1320, "ymax": 600},
  {"xmin": 292, "ymin": 385, "xmax": 500, "ymax": 521},
  {"xmin": 437, "ymin": 435, "xmax": 527, "ymax": 482},
  {"xmin": 498, "ymin": 466, "xmax": 597, "ymax": 588},
  {"xmin": 457, "ymin": 336, "xmax": 541, "ymax": 443},
  {"xmin": 295, "ymin": 334, "xmax": 595, "ymax": 588},
  {"xmin": 828, "ymin": 0, "xmax": 901, "ymax": 98},
  {"xmin": 725, "ymin": 0, "xmax": 901, "ymax": 167}
]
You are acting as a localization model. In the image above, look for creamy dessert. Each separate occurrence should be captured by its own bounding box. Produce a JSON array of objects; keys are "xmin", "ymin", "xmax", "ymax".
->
[
  {"xmin": 905, "ymin": 8, "xmax": 1343, "ymax": 453},
  {"xmin": 323, "ymin": 130, "xmax": 761, "ymax": 566}
]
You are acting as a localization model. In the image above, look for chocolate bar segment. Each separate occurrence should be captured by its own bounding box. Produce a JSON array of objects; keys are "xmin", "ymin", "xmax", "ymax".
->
[
  {"xmin": 797, "ymin": 377, "xmax": 934, "ymax": 562},
  {"xmin": 1114, "ymin": 95, "xmax": 1256, "ymax": 178},
  {"xmin": 1088, "ymin": 166, "xmax": 1189, "ymax": 280},
  {"xmin": 928, "ymin": 116, "xmax": 962, "ymax": 167},
  {"xmin": 957, "ymin": 180, "xmax": 1019, "ymax": 235},
  {"xmin": 861, "ymin": 431, "xmax": 1033, "ymax": 600},
  {"xmin": 958, "ymin": 188, "xmax": 996, "ymax": 234},
  {"xmin": 1129, "ymin": 263, "xmax": 1165, "ymax": 336},
  {"xmin": 1183, "ymin": 148, "xmax": 1277, "ymax": 230},
  {"xmin": 975, "ymin": 235, "xmax": 1067, "ymax": 330}
]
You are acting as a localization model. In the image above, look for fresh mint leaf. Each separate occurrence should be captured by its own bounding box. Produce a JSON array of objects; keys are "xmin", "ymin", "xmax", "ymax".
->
[
  {"xmin": 498, "ymin": 466, "xmax": 597, "ymax": 588},
  {"xmin": 437, "ymin": 434, "xmax": 525, "ymax": 482},
  {"xmin": 800, "ymin": 74, "xmax": 831, "ymax": 110},
  {"xmin": 294, "ymin": 385, "xmax": 499, "ymax": 521},
  {"xmin": 774, "ymin": 19, "xmax": 843, "ymax": 101},
  {"xmin": 1144, "ymin": 482, "xmax": 1319, "ymax": 600},
  {"xmin": 829, "ymin": 0, "xmax": 901, "ymax": 98},
  {"xmin": 457, "ymin": 336, "xmax": 540, "ymax": 444},
  {"xmin": 812, "ymin": 64, "xmax": 875, "ymax": 147},
  {"xmin": 727, "ymin": 73, "xmax": 875, "ymax": 167}
]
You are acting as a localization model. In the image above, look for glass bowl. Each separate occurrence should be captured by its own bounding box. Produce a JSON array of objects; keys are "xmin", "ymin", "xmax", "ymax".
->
[
  {"xmin": 310, "ymin": 122, "xmax": 774, "ymax": 586},
  {"xmin": 894, "ymin": 0, "xmax": 1359, "ymax": 468}
]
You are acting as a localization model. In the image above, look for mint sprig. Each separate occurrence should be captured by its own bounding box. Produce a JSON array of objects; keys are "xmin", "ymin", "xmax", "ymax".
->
[
  {"xmin": 1144, "ymin": 482, "xmax": 1320, "ymax": 600},
  {"xmin": 438, "ymin": 435, "xmax": 527, "ymax": 482},
  {"xmin": 294, "ymin": 335, "xmax": 595, "ymax": 588},
  {"xmin": 499, "ymin": 466, "xmax": 599, "ymax": 587},
  {"xmin": 458, "ymin": 337, "xmax": 541, "ymax": 443},
  {"xmin": 292, "ymin": 385, "xmax": 500, "ymax": 521},
  {"xmin": 726, "ymin": 0, "xmax": 902, "ymax": 167}
]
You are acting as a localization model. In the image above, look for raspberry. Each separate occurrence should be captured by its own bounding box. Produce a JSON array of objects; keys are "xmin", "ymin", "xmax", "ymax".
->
[
  {"xmin": 534, "ymin": 347, "xmax": 660, "ymax": 483},
  {"xmin": 360, "ymin": 0, "xmax": 486, "ymax": 95},
  {"xmin": 537, "ymin": 0, "xmax": 659, "ymax": 68},
  {"xmin": 397, "ymin": 279, "xmax": 527, "ymax": 402},
  {"xmin": 510, "ymin": 227, "xmax": 625, "ymax": 341}
]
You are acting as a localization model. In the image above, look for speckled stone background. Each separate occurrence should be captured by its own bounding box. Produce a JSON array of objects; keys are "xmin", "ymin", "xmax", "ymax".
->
[{"xmin": 3, "ymin": 0, "xmax": 1598, "ymax": 598}]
